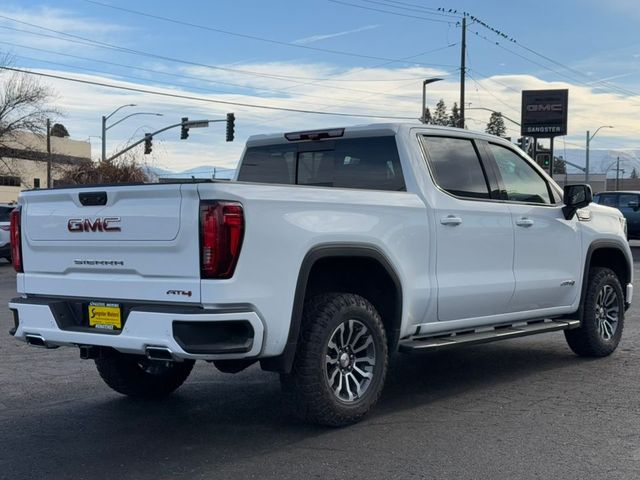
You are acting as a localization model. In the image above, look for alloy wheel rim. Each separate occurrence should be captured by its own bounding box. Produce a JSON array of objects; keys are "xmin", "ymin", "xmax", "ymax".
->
[
  {"xmin": 325, "ymin": 319, "xmax": 376, "ymax": 403},
  {"xmin": 595, "ymin": 284, "xmax": 619, "ymax": 341}
]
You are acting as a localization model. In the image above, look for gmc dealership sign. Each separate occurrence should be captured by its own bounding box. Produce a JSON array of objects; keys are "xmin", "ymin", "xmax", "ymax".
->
[{"xmin": 521, "ymin": 89, "xmax": 568, "ymax": 137}]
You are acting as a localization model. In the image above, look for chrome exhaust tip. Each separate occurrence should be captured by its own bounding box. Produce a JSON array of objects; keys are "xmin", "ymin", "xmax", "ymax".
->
[
  {"xmin": 145, "ymin": 346, "xmax": 175, "ymax": 362},
  {"xmin": 25, "ymin": 334, "xmax": 57, "ymax": 349}
]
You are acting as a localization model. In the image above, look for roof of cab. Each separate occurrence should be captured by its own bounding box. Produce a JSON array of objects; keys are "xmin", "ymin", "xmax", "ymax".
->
[{"xmin": 245, "ymin": 123, "xmax": 511, "ymax": 147}]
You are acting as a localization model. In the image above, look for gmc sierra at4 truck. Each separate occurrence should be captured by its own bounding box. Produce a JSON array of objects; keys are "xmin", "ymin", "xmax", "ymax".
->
[{"xmin": 8, "ymin": 124, "xmax": 633, "ymax": 426}]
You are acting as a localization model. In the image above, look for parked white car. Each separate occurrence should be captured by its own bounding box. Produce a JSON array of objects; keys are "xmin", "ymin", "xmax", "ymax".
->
[
  {"xmin": 8, "ymin": 124, "xmax": 633, "ymax": 426},
  {"xmin": 0, "ymin": 203, "xmax": 15, "ymax": 262}
]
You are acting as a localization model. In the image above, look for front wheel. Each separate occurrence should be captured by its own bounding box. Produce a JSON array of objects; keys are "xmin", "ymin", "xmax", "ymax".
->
[
  {"xmin": 281, "ymin": 293, "xmax": 388, "ymax": 427},
  {"xmin": 95, "ymin": 351, "xmax": 194, "ymax": 398},
  {"xmin": 565, "ymin": 267, "xmax": 624, "ymax": 357}
]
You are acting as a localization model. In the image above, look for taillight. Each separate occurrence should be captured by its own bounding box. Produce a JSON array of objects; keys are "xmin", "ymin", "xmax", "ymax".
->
[
  {"xmin": 10, "ymin": 208, "xmax": 22, "ymax": 273},
  {"xmin": 200, "ymin": 201, "xmax": 244, "ymax": 279}
]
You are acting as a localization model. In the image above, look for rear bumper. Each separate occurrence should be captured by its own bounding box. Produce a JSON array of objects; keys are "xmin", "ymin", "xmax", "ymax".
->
[{"xmin": 9, "ymin": 297, "xmax": 265, "ymax": 361}]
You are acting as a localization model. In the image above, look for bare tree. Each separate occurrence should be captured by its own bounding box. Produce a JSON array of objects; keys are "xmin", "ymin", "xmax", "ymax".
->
[
  {"xmin": 0, "ymin": 56, "xmax": 59, "ymax": 186},
  {"xmin": 56, "ymin": 151, "xmax": 150, "ymax": 186}
]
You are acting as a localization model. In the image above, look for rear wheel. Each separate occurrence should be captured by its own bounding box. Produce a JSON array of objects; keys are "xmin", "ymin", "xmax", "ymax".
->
[
  {"xmin": 281, "ymin": 293, "xmax": 388, "ymax": 427},
  {"xmin": 565, "ymin": 267, "xmax": 624, "ymax": 357},
  {"xmin": 95, "ymin": 351, "xmax": 194, "ymax": 398}
]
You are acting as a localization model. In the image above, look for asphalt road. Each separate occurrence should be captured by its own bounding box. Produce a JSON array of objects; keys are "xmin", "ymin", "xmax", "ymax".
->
[{"xmin": 2, "ymin": 252, "xmax": 640, "ymax": 480}]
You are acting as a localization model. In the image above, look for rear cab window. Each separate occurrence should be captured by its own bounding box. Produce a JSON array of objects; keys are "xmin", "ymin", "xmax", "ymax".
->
[{"xmin": 238, "ymin": 136, "xmax": 406, "ymax": 191}]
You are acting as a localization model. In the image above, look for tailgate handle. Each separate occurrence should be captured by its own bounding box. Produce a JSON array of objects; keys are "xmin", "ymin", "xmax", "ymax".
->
[{"xmin": 79, "ymin": 191, "xmax": 107, "ymax": 206}]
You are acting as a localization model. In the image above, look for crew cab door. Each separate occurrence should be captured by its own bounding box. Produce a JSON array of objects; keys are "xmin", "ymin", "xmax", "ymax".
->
[
  {"xmin": 485, "ymin": 142, "xmax": 581, "ymax": 311},
  {"xmin": 421, "ymin": 135, "xmax": 515, "ymax": 322}
]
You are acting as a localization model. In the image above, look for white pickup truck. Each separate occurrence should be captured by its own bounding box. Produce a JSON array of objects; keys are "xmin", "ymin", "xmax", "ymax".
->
[{"xmin": 9, "ymin": 124, "xmax": 633, "ymax": 426}]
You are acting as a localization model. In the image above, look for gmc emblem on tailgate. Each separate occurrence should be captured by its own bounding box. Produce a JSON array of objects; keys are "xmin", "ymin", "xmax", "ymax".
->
[{"xmin": 68, "ymin": 217, "xmax": 121, "ymax": 232}]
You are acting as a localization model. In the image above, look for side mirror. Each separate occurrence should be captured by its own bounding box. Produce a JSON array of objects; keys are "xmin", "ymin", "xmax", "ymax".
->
[
  {"xmin": 562, "ymin": 184, "xmax": 592, "ymax": 220},
  {"xmin": 628, "ymin": 201, "xmax": 639, "ymax": 211}
]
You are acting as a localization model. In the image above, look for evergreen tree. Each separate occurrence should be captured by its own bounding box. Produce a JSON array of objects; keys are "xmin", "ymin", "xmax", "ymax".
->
[
  {"xmin": 432, "ymin": 99, "xmax": 449, "ymax": 126},
  {"xmin": 485, "ymin": 112, "xmax": 507, "ymax": 137},
  {"xmin": 449, "ymin": 102, "xmax": 461, "ymax": 128},
  {"xmin": 50, "ymin": 123, "xmax": 69, "ymax": 138},
  {"xmin": 631, "ymin": 168, "xmax": 639, "ymax": 179},
  {"xmin": 553, "ymin": 156, "xmax": 567, "ymax": 174},
  {"xmin": 422, "ymin": 107, "xmax": 433, "ymax": 124}
]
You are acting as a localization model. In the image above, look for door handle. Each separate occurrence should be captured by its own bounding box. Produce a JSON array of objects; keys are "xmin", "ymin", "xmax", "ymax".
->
[
  {"xmin": 515, "ymin": 217, "xmax": 534, "ymax": 227},
  {"xmin": 440, "ymin": 215, "xmax": 462, "ymax": 226}
]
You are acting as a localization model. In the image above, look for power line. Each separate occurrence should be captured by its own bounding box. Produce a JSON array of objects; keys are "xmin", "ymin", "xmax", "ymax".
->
[
  {"xmin": 364, "ymin": 0, "xmax": 461, "ymax": 17},
  {"xmin": 466, "ymin": 71, "xmax": 520, "ymax": 114},
  {"xmin": 462, "ymin": 14, "xmax": 640, "ymax": 100},
  {"xmin": 78, "ymin": 2, "xmax": 456, "ymax": 68},
  {"xmin": 1, "ymin": 65, "xmax": 420, "ymax": 120},
  {"xmin": 5, "ymin": 51, "xmax": 432, "ymax": 116},
  {"xmin": 1, "ymin": 41, "xmax": 440, "ymax": 110},
  {"xmin": 0, "ymin": 21, "xmax": 453, "ymax": 101},
  {"xmin": 358, "ymin": 0, "xmax": 459, "ymax": 19},
  {"xmin": 327, "ymin": 0, "xmax": 458, "ymax": 24},
  {"xmin": 0, "ymin": 26, "xmax": 428, "ymax": 102}
]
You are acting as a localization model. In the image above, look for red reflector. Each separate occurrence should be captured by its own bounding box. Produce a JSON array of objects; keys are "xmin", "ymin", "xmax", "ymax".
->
[
  {"xmin": 200, "ymin": 201, "xmax": 244, "ymax": 279},
  {"xmin": 10, "ymin": 208, "xmax": 22, "ymax": 272}
]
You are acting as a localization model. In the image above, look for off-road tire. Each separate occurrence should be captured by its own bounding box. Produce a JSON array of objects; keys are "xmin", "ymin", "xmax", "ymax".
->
[
  {"xmin": 95, "ymin": 351, "xmax": 194, "ymax": 398},
  {"xmin": 281, "ymin": 293, "xmax": 388, "ymax": 427},
  {"xmin": 565, "ymin": 267, "xmax": 624, "ymax": 357}
]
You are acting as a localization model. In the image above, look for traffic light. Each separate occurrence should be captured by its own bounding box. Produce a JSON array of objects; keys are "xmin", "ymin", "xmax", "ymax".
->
[
  {"xmin": 226, "ymin": 113, "xmax": 235, "ymax": 142},
  {"xmin": 536, "ymin": 153, "xmax": 550, "ymax": 168},
  {"xmin": 180, "ymin": 117, "xmax": 189, "ymax": 140},
  {"xmin": 144, "ymin": 133, "xmax": 152, "ymax": 155}
]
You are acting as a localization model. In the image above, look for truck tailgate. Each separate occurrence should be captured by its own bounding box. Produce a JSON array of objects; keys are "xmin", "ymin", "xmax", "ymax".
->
[{"xmin": 19, "ymin": 184, "xmax": 202, "ymax": 303}]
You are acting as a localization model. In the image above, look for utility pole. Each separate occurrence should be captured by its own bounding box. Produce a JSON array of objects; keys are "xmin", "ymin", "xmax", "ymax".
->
[
  {"xmin": 459, "ymin": 16, "xmax": 466, "ymax": 128},
  {"xmin": 585, "ymin": 130, "xmax": 590, "ymax": 185},
  {"xmin": 101, "ymin": 114, "xmax": 107, "ymax": 162},
  {"xmin": 549, "ymin": 137, "xmax": 554, "ymax": 178},
  {"xmin": 46, "ymin": 118, "xmax": 51, "ymax": 188},
  {"xmin": 616, "ymin": 156, "xmax": 620, "ymax": 191}
]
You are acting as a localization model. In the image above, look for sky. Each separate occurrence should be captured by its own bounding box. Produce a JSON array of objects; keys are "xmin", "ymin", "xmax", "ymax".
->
[{"xmin": 1, "ymin": 0, "xmax": 640, "ymax": 175}]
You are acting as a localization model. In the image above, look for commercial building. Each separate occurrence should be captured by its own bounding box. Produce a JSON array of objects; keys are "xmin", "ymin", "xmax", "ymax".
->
[{"xmin": 0, "ymin": 131, "xmax": 91, "ymax": 202}]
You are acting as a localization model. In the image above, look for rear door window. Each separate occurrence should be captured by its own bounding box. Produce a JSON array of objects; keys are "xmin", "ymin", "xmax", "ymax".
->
[
  {"xmin": 422, "ymin": 136, "xmax": 491, "ymax": 199},
  {"xmin": 238, "ymin": 136, "xmax": 405, "ymax": 191},
  {"xmin": 618, "ymin": 193, "xmax": 639, "ymax": 208},
  {"xmin": 595, "ymin": 193, "xmax": 618, "ymax": 207}
]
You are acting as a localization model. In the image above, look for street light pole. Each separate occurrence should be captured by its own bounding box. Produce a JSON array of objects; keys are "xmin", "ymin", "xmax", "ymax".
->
[
  {"xmin": 585, "ymin": 125, "xmax": 614, "ymax": 185},
  {"xmin": 421, "ymin": 78, "xmax": 443, "ymax": 123},
  {"xmin": 101, "ymin": 104, "xmax": 137, "ymax": 162}
]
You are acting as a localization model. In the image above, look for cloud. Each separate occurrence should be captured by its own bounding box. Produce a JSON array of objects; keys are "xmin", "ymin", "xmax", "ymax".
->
[
  {"xmin": 8, "ymin": 59, "xmax": 640, "ymax": 172},
  {"xmin": 0, "ymin": 5, "xmax": 129, "ymax": 53},
  {"xmin": 293, "ymin": 25, "xmax": 379, "ymax": 45}
]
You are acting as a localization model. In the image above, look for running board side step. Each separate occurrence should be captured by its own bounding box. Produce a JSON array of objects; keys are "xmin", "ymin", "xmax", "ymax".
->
[{"xmin": 398, "ymin": 320, "xmax": 581, "ymax": 353}]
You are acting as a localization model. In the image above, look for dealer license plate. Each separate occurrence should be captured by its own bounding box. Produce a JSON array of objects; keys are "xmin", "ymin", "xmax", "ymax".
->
[{"xmin": 88, "ymin": 302, "xmax": 122, "ymax": 330}]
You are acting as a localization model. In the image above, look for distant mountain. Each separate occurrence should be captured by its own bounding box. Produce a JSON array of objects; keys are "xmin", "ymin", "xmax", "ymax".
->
[
  {"xmin": 145, "ymin": 165, "xmax": 236, "ymax": 181},
  {"xmin": 555, "ymin": 149, "xmax": 640, "ymax": 176},
  {"xmin": 143, "ymin": 148, "xmax": 640, "ymax": 183}
]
